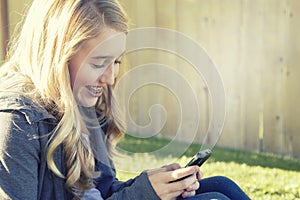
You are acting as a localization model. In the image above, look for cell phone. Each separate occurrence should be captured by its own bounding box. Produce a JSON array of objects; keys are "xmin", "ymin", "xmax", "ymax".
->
[
  {"xmin": 169, "ymin": 149, "xmax": 212, "ymax": 183},
  {"xmin": 185, "ymin": 149, "xmax": 212, "ymax": 167}
]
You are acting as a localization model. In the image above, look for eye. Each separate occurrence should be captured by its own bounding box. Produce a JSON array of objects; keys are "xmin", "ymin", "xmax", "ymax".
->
[
  {"xmin": 115, "ymin": 56, "xmax": 123, "ymax": 65},
  {"xmin": 115, "ymin": 60, "xmax": 122, "ymax": 65},
  {"xmin": 91, "ymin": 63, "xmax": 105, "ymax": 69}
]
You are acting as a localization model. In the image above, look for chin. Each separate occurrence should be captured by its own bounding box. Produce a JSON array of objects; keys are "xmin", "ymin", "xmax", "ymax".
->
[
  {"xmin": 75, "ymin": 89, "xmax": 98, "ymax": 107},
  {"xmin": 78, "ymin": 99, "xmax": 98, "ymax": 107},
  {"xmin": 76, "ymin": 94, "xmax": 97, "ymax": 107}
]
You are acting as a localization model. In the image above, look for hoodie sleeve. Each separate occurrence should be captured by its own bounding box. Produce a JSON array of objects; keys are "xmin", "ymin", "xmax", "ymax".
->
[
  {"xmin": 93, "ymin": 160, "xmax": 159, "ymax": 200},
  {"xmin": 106, "ymin": 171, "xmax": 160, "ymax": 200}
]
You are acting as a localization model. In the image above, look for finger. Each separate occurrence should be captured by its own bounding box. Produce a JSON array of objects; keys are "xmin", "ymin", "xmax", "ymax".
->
[
  {"xmin": 168, "ymin": 166, "xmax": 199, "ymax": 182},
  {"xmin": 147, "ymin": 167, "xmax": 167, "ymax": 176},
  {"xmin": 163, "ymin": 163, "xmax": 181, "ymax": 171},
  {"xmin": 169, "ymin": 174, "xmax": 198, "ymax": 191},
  {"xmin": 149, "ymin": 180, "xmax": 184, "ymax": 199},
  {"xmin": 196, "ymin": 171, "xmax": 202, "ymax": 180},
  {"xmin": 181, "ymin": 190, "xmax": 196, "ymax": 198},
  {"xmin": 185, "ymin": 179, "xmax": 200, "ymax": 192}
]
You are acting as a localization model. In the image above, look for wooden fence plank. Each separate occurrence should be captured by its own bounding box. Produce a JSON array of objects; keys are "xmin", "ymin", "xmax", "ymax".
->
[
  {"xmin": 237, "ymin": 0, "xmax": 265, "ymax": 152},
  {"xmin": 284, "ymin": 0, "xmax": 300, "ymax": 158},
  {"xmin": 262, "ymin": 0, "xmax": 288, "ymax": 155},
  {"xmin": 0, "ymin": 0, "xmax": 9, "ymax": 61}
]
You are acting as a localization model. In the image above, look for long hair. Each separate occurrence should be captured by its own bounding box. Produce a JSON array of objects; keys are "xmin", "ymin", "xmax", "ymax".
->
[{"xmin": 0, "ymin": 0, "xmax": 128, "ymax": 197}]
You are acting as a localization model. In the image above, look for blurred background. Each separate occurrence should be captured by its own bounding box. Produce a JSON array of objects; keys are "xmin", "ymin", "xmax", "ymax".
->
[{"xmin": 1, "ymin": 0, "xmax": 300, "ymax": 158}]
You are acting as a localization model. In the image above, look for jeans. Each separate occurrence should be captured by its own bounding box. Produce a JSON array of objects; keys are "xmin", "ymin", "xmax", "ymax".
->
[{"xmin": 185, "ymin": 176, "xmax": 251, "ymax": 200}]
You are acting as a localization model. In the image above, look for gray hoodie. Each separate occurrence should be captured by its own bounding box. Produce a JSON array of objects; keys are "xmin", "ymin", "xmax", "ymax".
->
[{"xmin": 0, "ymin": 93, "xmax": 159, "ymax": 200}]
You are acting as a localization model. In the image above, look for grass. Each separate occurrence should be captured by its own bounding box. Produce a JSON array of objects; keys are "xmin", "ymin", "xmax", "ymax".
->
[{"xmin": 114, "ymin": 135, "xmax": 300, "ymax": 200}]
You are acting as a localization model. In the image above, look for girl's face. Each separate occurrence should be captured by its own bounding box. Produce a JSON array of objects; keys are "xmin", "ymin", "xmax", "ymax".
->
[{"xmin": 69, "ymin": 28, "xmax": 126, "ymax": 107}]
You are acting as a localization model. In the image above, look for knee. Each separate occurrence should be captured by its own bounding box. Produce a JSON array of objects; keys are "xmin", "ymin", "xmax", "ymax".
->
[{"xmin": 210, "ymin": 176, "xmax": 237, "ymax": 185}]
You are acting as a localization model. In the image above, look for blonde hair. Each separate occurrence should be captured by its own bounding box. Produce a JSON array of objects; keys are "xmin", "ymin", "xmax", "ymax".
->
[{"xmin": 0, "ymin": 0, "xmax": 127, "ymax": 197}]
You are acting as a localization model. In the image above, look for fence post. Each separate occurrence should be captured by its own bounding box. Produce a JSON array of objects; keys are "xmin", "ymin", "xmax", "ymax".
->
[{"xmin": 1, "ymin": 0, "xmax": 9, "ymax": 61}]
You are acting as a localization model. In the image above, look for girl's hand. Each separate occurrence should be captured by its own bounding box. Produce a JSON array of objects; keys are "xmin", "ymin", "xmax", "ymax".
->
[{"xmin": 147, "ymin": 163, "xmax": 201, "ymax": 200}]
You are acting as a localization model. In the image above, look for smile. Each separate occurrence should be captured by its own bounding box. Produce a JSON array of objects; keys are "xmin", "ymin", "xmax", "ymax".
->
[{"xmin": 86, "ymin": 86, "xmax": 103, "ymax": 96}]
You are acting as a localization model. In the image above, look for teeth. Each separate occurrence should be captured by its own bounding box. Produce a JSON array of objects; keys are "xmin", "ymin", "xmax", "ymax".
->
[{"xmin": 88, "ymin": 86, "xmax": 103, "ymax": 94}]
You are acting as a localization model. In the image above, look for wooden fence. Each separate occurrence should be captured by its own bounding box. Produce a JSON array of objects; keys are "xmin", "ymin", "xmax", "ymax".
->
[
  {"xmin": 1, "ymin": 0, "xmax": 300, "ymax": 158},
  {"xmin": 120, "ymin": 0, "xmax": 300, "ymax": 158}
]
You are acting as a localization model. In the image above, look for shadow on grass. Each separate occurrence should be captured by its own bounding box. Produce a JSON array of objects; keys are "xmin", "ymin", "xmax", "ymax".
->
[{"xmin": 117, "ymin": 135, "xmax": 300, "ymax": 172}]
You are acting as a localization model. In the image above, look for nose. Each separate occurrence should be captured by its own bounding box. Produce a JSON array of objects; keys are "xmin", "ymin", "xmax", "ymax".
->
[{"xmin": 100, "ymin": 64, "xmax": 115, "ymax": 85}]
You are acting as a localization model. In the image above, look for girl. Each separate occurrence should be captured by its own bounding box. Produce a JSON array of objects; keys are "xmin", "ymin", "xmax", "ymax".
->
[{"xmin": 0, "ymin": 0, "xmax": 250, "ymax": 199}]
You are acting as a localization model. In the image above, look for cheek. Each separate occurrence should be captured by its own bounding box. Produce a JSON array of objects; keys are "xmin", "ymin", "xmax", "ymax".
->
[
  {"xmin": 69, "ymin": 62, "xmax": 91, "ymax": 89},
  {"xmin": 74, "ymin": 66, "xmax": 107, "ymax": 87}
]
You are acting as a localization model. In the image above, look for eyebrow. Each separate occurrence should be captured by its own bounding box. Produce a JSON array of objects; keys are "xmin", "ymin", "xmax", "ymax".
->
[
  {"xmin": 91, "ymin": 51, "xmax": 125, "ymax": 60},
  {"xmin": 91, "ymin": 55, "xmax": 113, "ymax": 59}
]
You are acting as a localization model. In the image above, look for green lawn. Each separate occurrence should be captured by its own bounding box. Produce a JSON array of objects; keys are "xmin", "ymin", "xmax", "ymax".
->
[{"xmin": 114, "ymin": 135, "xmax": 300, "ymax": 200}]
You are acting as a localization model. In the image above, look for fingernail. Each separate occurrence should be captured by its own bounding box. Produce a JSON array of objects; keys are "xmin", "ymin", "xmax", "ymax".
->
[{"xmin": 196, "ymin": 171, "xmax": 202, "ymax": 180}]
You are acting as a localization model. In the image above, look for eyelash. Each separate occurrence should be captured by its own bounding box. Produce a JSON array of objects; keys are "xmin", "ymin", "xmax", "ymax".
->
[
  {"xmin": 115, "ymin": 60, "xmax": 122, "ymax": 65},
  {"xmin": 92, "ymin": 64, "xmax": 105, "ymax": 68},
  {"xmin": 92, "ymin": 60, "xmax": 122, "ymax": 68}
]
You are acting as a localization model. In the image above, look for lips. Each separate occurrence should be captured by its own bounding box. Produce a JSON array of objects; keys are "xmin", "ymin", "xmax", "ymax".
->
[{"xmin": 86, "ymin": 85, "xmax": 103, "ymax": 96}]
